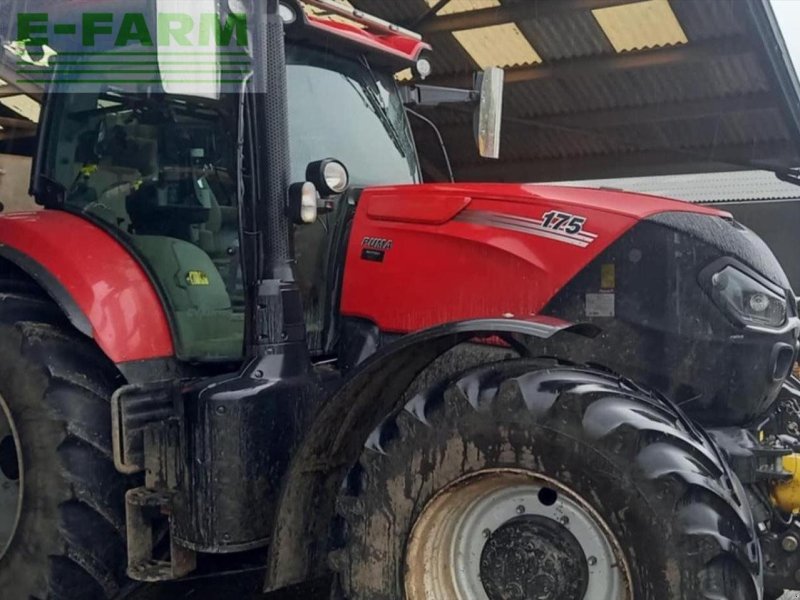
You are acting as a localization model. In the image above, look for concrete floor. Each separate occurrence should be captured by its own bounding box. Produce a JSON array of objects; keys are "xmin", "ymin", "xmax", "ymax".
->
[
  {"xmin": 131, "ymin": 579, "xmax": 800, "ymax": 599},
  {"xmin": 129, "ymin": 571, "xmax": 328, "ymax": 600}
]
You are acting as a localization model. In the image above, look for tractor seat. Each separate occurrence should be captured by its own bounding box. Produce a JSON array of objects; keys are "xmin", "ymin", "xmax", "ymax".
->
[{"xmin": 81, "ymin": 125, "xmax": 159, "ymax": 232}]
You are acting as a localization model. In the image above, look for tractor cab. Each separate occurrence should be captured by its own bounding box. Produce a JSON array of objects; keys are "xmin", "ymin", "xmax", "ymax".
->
[{"xmin": 30, "ymin": 0, "xmax": 433, "ymax": 362}]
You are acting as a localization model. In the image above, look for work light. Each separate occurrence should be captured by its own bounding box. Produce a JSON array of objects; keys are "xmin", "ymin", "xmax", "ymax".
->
[{"xmin": 306, "ymin": 158, "xmax": 350, "ymax": 197}]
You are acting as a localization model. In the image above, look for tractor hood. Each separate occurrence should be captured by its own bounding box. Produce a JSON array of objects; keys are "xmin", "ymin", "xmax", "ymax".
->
[
  {"xmin": 340, "ymin": 182, "xmax": 798, "ymax": 427},
  {"xmin": 341, "ymin": 182, "xmax": 732, "ymax": 334},
  {"xmin": 358, "ymin": 183, "xmax": 729, "ymax": 225}
]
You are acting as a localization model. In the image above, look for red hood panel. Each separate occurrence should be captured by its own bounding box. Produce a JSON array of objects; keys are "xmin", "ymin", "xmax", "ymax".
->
[{"xmin": 340, "ymin": 183, "xmax": 730, "ymax": 333}]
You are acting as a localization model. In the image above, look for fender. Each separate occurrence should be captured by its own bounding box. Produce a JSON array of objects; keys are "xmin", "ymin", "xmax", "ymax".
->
[
  {"xmin": 0, "ymin": 211, "xmax": 174, "ymax": 363},
  {"xmin": 264, "ymin": 315, "xmax": 598, "ymax": 592}
]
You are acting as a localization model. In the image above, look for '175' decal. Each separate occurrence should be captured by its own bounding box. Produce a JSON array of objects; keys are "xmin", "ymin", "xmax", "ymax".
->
[
  {"xmin": 454, "ymin": 209, "xmax": 598, "ymax": 247},
  {"xmin": 541, "ymin": 211, "xmax": 586, "ymax": 235}
]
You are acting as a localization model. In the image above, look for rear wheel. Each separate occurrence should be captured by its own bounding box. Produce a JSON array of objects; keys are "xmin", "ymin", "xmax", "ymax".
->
[
  {"xmin": 0, "ymin": 292, "xmax": 133, "ymax": 599},
  {"xmin": 331, "ymin": 359, "xmax": 761, "ymax": 599}
]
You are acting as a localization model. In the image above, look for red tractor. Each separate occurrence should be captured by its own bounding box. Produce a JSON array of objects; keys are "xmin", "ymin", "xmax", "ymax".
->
[{"xmin": 0, "ymin": 0, "xmax": 799, "ymax": 598}]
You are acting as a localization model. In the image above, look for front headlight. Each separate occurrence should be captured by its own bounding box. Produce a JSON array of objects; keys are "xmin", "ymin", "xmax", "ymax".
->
[{"xmin": 709, "ymin": 265, "xmax": 787, "ymax": 328}]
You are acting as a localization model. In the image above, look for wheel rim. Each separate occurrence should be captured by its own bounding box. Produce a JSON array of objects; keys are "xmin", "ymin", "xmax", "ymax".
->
[
  {"xmin": 405, "ymin": 469, "xmax": 632, "ymax": 600},
  {"xmin": 0, "ymin": 392, "xmax": 22, "ymax": 561}
]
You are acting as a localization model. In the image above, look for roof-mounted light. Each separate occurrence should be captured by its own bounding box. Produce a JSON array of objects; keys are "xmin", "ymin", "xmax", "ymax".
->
[{"xmin": 415, "ymin": 58, "xmax": 432, "ymax": 80}]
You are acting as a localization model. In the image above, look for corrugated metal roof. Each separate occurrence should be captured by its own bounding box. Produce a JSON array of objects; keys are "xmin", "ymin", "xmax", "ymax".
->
[
  {"xmin": 592, "ymin": 0, "xmax": 688, "ymax": 53},
  {"xmin": 352, "ymin": 0, "xmax": 800, "ymax": 182},
  {"xmin": 553, "ymin": 170, "xmax": 800, "ymax": 203},
  {"xmin": 452, "ymin": 22, "xmax": 542, "ymax": 68},
  {"xmin": 670, "ymin": 0, "xmax": 747, "ymax": 41},
  {"xmin": 515, "ymin": 11, "xmax": 613, "ymax": 62}
]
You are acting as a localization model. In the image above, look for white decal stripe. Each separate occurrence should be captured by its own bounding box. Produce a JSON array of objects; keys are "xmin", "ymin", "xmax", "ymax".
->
[
  {"xmin": 456, "ymin": 212, "xmax": 591, "ymax": 247},
  {"xmin": 481, "ymin": 213, "xmax": 597, "ymax": 243}
]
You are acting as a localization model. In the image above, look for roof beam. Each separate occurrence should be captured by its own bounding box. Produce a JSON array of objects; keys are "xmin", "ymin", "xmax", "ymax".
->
[
  {"xmin": 419, "ymin": 0, "xmax": 643, "ymax": 34},
  {"xmin": 452, "ymin": 141, "xmax": 798, "ymax": 182},
  {"xmin": 0, "ymin": 61, "xmax": 44, "ymax": 100},
  {"xmin": 437, "ymin": 92, "xmax": 776, "ymax": 133},
  {"xmin": 427, "ymin": 36, "xmax": 754, "ymax": 87},
  {"xmin": 0, "ymin": 117, "xmax": 37, "ymax": 131},
  {"xmin": 411, "ymin": 0, "xmax": 454, "ymax": 29}
]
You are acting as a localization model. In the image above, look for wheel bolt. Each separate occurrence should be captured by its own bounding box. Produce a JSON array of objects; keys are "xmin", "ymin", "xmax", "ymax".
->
[
  {"xmin": 482, "ymin": 528, "xmax": 491, "ymax": 538},
  {"xmin": 559, "ymin": 515, "xmax": 570, "ymax": 526},
  {"xmin": 516, "ymin": 505, "xmax": 525, "ymax": 515},
  {"xmin": 588, "ymin": 556, "xmax": 597, "ymax": 566},
  {"xmin": 783, "ymin": 535, "xmax": 799, "ymax": 552}
]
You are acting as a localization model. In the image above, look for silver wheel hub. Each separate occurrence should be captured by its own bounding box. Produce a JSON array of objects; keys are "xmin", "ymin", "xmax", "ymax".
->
[
  {"xmin": 0, "ymin": 392, "xmax": 22, "ymax": 560},
  {"xmin": 405, "ymin": 469, "xmax": 632, "ymax": 600}
]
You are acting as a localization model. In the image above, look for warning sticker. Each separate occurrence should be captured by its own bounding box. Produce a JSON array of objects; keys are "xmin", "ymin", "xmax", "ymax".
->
[
  {"xmin": 586, "ymin": 293, "xmax": 615, "ymax": 317},
  {"xmin": 600, "ymin": 263, "xmax": 616, "ymax": 290}
]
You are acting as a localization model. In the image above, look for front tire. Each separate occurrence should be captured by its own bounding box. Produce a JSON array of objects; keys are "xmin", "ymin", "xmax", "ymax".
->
[
  {"xmin": 332, "ymin": 358, "xmax": 761, "ymax": 599},
  {"xmin": 0, "ymin": 297, "xmax": 132, "ymax": 599}
]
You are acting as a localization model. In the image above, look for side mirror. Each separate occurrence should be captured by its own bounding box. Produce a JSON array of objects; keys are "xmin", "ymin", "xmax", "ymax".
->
[{"xmin": 474, "ymin": 67, "xmax": 504, "ymax": 160}]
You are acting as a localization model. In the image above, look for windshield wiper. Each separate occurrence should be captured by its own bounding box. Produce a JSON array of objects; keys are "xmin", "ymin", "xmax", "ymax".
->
[{"xmin": 354, "ymin": 58, "xmax": 411, "ymax": 159}]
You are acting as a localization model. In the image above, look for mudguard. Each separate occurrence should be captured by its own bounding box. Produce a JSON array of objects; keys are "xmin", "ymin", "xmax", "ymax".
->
[
  {"xmin": 264, "ymin": 315, "xmax": 598, "ymax": 592},
  {"xmin": 0, "ymin": 211, "xmax": 173, "ymax": 363}
]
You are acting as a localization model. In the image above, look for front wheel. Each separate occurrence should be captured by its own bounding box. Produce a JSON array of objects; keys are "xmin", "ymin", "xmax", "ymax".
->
[{"xmin": 331, "ymin": 359, "xmax": 761, "ymax": 599}]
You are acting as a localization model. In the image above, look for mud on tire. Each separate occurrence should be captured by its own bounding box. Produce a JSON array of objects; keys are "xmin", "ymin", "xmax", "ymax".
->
[
  {"xmin": 0, "ymin": 292, "xmax": 133, "ymax": 600},
  {"xmin": 331, "ymin": 357, "xmax": 761, "ymax": 600}
]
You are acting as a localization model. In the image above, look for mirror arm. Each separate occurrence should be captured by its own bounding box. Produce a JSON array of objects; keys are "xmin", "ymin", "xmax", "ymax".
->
[{"xmin": 401, "ymin": 84, "xmax": 479, "ymax": 107}]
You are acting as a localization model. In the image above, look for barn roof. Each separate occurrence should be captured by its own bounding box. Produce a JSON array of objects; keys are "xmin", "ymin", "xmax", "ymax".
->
[{"xmin": 353, "ymin": 0, "xmax": 800, "ymax": 183}]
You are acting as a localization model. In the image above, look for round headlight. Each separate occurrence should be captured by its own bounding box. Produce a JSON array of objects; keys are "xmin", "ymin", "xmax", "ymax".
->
[{"xmin": 323, "ymin": 161, "xmax": 349, "ymax": 194}]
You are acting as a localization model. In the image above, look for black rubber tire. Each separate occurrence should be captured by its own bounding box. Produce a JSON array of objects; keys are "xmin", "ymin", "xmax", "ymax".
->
[
  {"xmin": 0, "ymin": 292, "xmax": 133, "ymax": 599},
  {"xmin": 331, "ymin": 358, "xmax": 761, "ymax": 600}
]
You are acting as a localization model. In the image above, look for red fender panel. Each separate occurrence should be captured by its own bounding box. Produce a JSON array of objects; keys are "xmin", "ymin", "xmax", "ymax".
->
[
  {"xmin": 341, "ymin": 183, "xmax": 730, "ymax": 333},
  {"xmin": 0, "ymin": 211, "xmax": 173, "ymax": 363}
]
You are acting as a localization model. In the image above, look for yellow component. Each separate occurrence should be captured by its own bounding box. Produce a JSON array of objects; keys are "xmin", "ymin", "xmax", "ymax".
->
[
  {"xmin": 80, "ymin": 164, "xmax": 98, "ymax": 177},
  {"xmin": 186, "ymin": 271, "xmax": 210, "ymax": 286},
  {"xmin": 600, "ymin": 263, "xmax": 616, "ymax": 290},
  {"xmin": 772, "ymin": 454, "xmax": 800, "ymax": 513}
]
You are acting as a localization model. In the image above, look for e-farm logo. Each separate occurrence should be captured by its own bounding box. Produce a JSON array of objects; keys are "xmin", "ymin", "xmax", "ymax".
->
[{"xmin": 12, "ymin": 9, "xmax": 251, "ymax": 86}]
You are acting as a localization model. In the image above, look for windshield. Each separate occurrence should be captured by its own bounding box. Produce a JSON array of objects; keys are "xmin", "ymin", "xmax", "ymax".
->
[
  {"xmin": 39, "ymin": 43, "xmax": 418, "ymax": 361},
  {"xmin": 287, "ymin": 45, "xmax": 419, "ymax": 187}
]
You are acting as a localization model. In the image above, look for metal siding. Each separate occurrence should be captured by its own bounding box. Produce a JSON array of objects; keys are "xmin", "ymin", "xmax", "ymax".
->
[{"xmin": 552, "ymin": 171, "xmax": 800, "ymax": 203}]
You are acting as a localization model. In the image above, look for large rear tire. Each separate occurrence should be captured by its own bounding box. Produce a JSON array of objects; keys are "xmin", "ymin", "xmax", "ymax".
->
[
  {"xmin": 331, "ymin": 358, "xmax": 761, "ymax": 599},
  {"xmin": 0, "ymin": 292, "xmax": 133, "ymax": 599}
]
